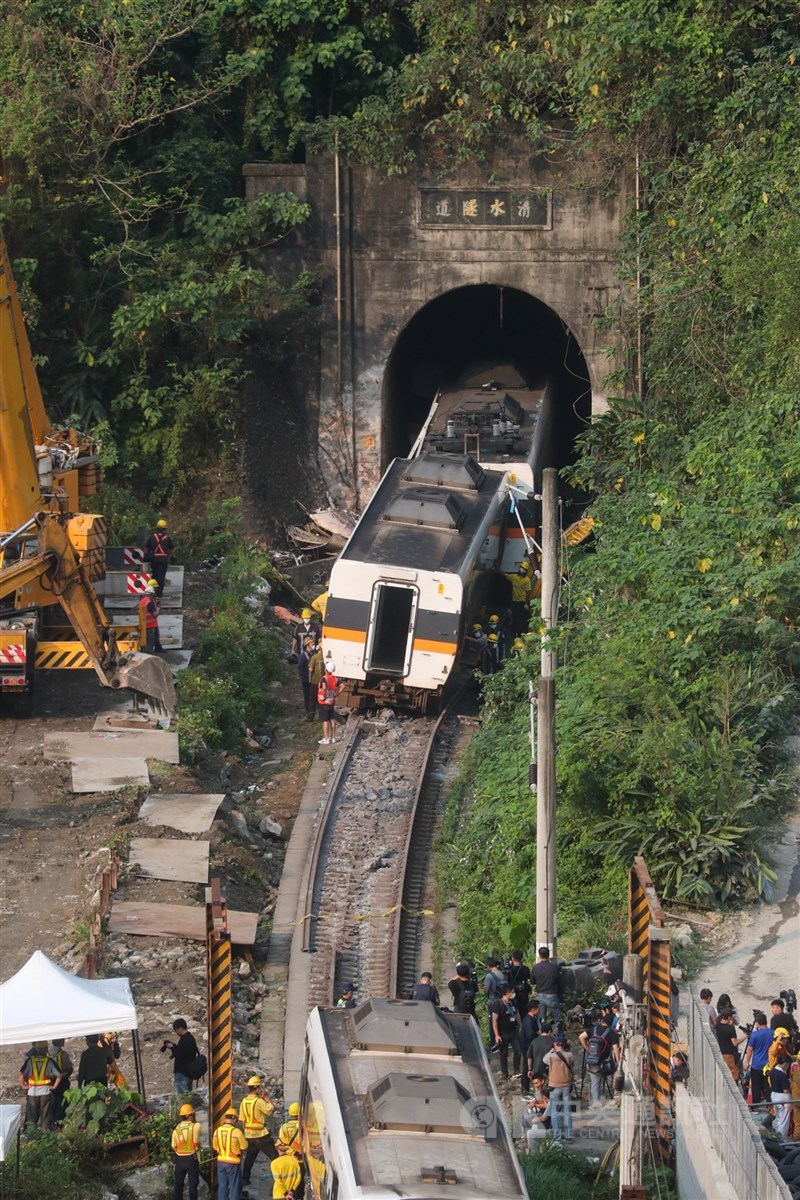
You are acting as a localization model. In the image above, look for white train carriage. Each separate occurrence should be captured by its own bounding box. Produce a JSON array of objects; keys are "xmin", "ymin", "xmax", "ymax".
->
[
  {"xmin": 323, "ymin": 453, "xmax": 505, "ymax": 712},
  {"xmin": 299, "ymin": 999, "xmax": 528, "ymax": 1200}
]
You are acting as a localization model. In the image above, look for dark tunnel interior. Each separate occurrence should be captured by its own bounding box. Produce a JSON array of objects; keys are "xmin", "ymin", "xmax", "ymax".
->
[{"xmin": 382, "ymin": 284, "xmax": 592, "ymax": 470}]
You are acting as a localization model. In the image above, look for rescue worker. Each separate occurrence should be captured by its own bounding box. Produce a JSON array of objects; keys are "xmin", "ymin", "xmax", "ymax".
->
[
  {"xmin": 270, "ymin": 1142, "xmax": 303, "ymax": 1200},
  {"xmin": 505, "ymin": 560, "xmax": 533, "ymax": 636},
  {"xmin": 213, "ymin": 1107, "xmax": 248, "ymax": 1200},
  {"xmin": 145, "ymin": 518, "xmax": 175, "ymax": 597},
  {"xmin": 486, "ymin": 614, "xmax": 506, "ymax": 662},
  {"xmin": 464, "ymin": 622, "xmax": 487, "ymax": 668},
  {"xmin": 172, "ymin": 1102, "xmax": 201, "ymax": 1200},
  {"xmin": 336, "ymin": 983, "xmax": 357, "ymax": 1009},
  {"xmin": 307, "ymin": 641, "xmax": 325, "ymax": 722},
  {"xmin": 291, "ymin": 609, "xmax": 320, "ymax": 659},
  {"xmin": 146, "ymin": 578, "xmax": 165, "ymax": 653},
  {"xmin": 311, "ymin": 579, "xmax": 330, "ymax": 623},
  {"xmin": 510, "ymin": 637, "xmax": 526, "ymax": 658},
  {"xmin": 277, "ymin": 1103, "xmax": 302, "ymax": 1153},
  {"xmin": 484, "ymin": 632, "xmax": 500, "ymax": 674},
  {"xmin": 139, "ymin": 580, "xmax": 161, "ymax": 654},
  {"xmin": 239, "ymin": 1076, "xmax": 277, "ymax": 1188},
  {"xmin": 48, "ymin": 1038, "xmax": 73, "ymax": 1128},
  {"xmin": 19, "ymin": 1040, "xmax": 60, "ymax": 1130},
  {"xmin": 298, "ymin": 636, "xmax": 317, "ymax": 720},
  {"xmin": 317, "ymin": 658, "xmax": 338, "ymax": 746}
]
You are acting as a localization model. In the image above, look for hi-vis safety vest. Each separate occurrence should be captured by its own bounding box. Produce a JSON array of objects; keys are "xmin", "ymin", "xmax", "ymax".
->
[
  {"xmin": 27, "ymin": 1055, "xmax": 51, "ymax": 1086},
  {"xmin": 151, "ymin": 532, "xmax": 170, "ymax": 558},
  {"xmin": 240, "ymin": 1093, "xmax": 271, "ymax": 1137},
  {"xmin": 173, "ymin": 1120, "xmax": 198, "ymax": 1156},
  {"xmin": 278, "ymin": 1118, "xmax": 301, "ymax": 1151},
  {"xmin": 214, "ymin": 1123, "xmax": 244, "ymax": 1164},
  {"xmin": 139, "ymin": 595, "xmax": 159, "ymax": 628}
]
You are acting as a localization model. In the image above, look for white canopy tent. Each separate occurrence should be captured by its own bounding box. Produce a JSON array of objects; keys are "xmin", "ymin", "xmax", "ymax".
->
[
  {"xmin": 0, "ymin": 1105, "xmax": 21, "ymax": 1163},
  {"xmin": 0, "ymin": 952, "xmax": 138, "ymax": 1045}
]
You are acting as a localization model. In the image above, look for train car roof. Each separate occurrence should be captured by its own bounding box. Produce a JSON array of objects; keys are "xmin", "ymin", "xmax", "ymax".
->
[
  {"xmin": 421, "ymin": 366, "xmax": 546, "ymax": 469},
  {"xmin": 340, "ymin": 453, "xmax": 503, "ymax": 574},
  {"xmin": 315, "ymin": 1000, "xmax": 527, "ymax": 1199}
]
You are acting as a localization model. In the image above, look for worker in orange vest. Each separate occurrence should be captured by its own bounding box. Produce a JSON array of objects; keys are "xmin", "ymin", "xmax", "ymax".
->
[
  {"xmin": 239, "ymin": 1076, "xmax": 277, "ymax": 1187},
  {"xmin": 171, "ymin": 1102, "xmax": 201, "ymax": 1200},
  {"xmin": 138, "ymin": 580, "xmax": 161, "ymax": 654},
  {"xmin": 212, "ymin": 1107, "xmax": 248, "ymax": 1200}
]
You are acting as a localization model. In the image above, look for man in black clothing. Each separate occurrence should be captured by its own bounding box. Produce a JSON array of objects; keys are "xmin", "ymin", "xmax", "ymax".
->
[
  {"xmin": 532, "ymin": 946, "xmax": 561, "ymax": 1029},
  {"xmin": 164, "ymin": 1019, "xmax": 199, "ymax": 1095},
  {"xmin": 489, "ymin": 983, "xmax": 521, "ymax": 1081},
  {"xmin": 448, "ymin": 964, "xmax": 476, "ymax": 1017},
  {"xmin": 144, "ymin": 520, "xmax": 175, "ymax": 598},
  {"xmin": 77, "ymin": 1035, "xmax": 113, "ymax": 1086},
  {"xmin": 507, "ymin": 950, "xmax": 532, "ymax": 1013},
  {"xmin": 769, "ymin": 998, "xmax": 799, "ymax": 1037},
  {"xmin": 579, "ymin": 1014, "xmax": 620, "ymax": 1107},
  {"xmin": 412, "ymin": 972, "xmax": 440, "ymax": 1004},
  {"xmin": 527, "ymin": 1024, "xmax": 556, "ymax": 1082},
  {"xmin": 519, "ymin": 1000, "xmax": 541, "ymax": 1095},
  {"xmin": 715, "ymin": 1010, "xmax": 744, "ymax": 1083}
]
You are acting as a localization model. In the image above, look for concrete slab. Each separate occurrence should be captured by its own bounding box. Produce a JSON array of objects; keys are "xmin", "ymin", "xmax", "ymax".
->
[
  {"xmin": 165, "ymin": 650, "xmax": 192, "ymax": 674},
  {"xmin": 128, "ymin": 838, "xmax": 209, "ymax": 883},
  {"xmin": 45, "ymin": 730, "xmax": 179, "ymax": 763},
  {"xmin": 139, "ymin": 793, "xmax": 225, "ymax": 834},
  {"xmin": 71, "ymin": 756, "xmax": 149, "ymax": 793},
  {"xmin": 103, "ymin": 567, "xmax": 184, "ymax": 609},
  {"xmin": 109, "ymin": 901, "xmax": 258, "ymax": 944},
  {"xmin": 157, "ymin": 614, "xmax": 183, "ymax": 649}
]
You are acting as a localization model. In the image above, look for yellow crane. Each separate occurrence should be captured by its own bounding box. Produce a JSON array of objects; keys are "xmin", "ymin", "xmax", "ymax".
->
[{"xmin": 0, "ymin": 231, "xmax": 175, "ymax": 714}]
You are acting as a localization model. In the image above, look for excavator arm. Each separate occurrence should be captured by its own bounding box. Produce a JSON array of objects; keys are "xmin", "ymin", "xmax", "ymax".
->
[{"xmin": 1, "ymin": 513, "xmax": 176, "ymax": 714}]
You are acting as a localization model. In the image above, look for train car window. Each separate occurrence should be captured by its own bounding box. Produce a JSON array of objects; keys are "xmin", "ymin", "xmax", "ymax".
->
[
  {"xmin": 366, "ymin": 584, "xmax": 416, "ymax": 674},
  {"xmin": 323, "ymin": 1168, "xmax": 338, "ymax": 1200}
]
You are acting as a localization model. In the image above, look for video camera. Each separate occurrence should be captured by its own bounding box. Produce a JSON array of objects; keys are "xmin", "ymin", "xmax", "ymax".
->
[
  {"xmin": 580, "ymin": 1005, "xmax": 603, "ymax": 1031},
  {"xmin": 780, "ymin": 988, "xmax": 797, "ymax": 1015}
]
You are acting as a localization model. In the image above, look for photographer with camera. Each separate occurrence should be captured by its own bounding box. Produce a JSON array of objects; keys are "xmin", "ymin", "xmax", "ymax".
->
[
  {"xmin": 489, "ymin": 982, "xmax": 522, "ymax": 1081},
  {"xmin": 161, "ymin": 1019, "xmax": 199, "ymax": 1096},
  {"xmin": 507, "ymin": 951, "xmax": 531, "ymax": 1013}
]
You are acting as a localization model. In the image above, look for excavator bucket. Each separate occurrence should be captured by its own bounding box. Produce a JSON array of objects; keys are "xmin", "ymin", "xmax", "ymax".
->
[{"xmin": 109, "ymin": 651, "xmax": 177, "ymax": 717}]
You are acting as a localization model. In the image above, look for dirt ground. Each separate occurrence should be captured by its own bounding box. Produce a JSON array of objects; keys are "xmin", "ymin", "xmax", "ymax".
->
[{"xmin": 0, "ymin": 572, "xmax": 322, "ymax": 1104}]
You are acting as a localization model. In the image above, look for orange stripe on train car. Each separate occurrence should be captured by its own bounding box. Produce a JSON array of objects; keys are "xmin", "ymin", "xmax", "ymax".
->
[
  {"xmin": 488, "ymin": 525, "xmax": 537, "ymax": 538},
  {"xmin": 324, "ymin": 627, "xmax": 367, "ymax": 643},
  {"xmin": 412, "ymin": 638, "xmax": 458, "ymax": 655}
]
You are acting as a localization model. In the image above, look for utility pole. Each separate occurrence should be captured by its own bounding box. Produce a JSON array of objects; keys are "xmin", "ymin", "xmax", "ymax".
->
[{"xmin": 536, "ymin": 468, "xmax": 558, "ymax": 955}]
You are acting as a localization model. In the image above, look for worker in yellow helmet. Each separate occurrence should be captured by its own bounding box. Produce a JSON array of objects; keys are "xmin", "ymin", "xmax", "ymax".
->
[
  {"xmin": 171, "ymin": 1102, "xmax": 201, "ymax": 1200},
  {"xmin": 291, "ymin": 608, "xmax": 320, "ymax": 659},
  {"xmin": 311, "ymin": 579, "xmax": 330, "ymax": 623},
  {"xmin": 270, "ymin": 1141, "xmax": 303, "ymax": 1199},
  {"xmin": 213, "ymin": 1107, "xmax": 248, "ymax": 1199},
  {"xmin": 145, "ymin": 518, "xmax": 175, "ymax": 598},
  {"xmin": 277, "ymin": 1102, "xmax": 302, "ymax": 1153},
  {"xmin": 505, "ymin": 560, "xmax": 533, "ymax": 636},
  {"xmin": 239, "ymin": 1076, "xmax": 277, "ymax": 1187}
]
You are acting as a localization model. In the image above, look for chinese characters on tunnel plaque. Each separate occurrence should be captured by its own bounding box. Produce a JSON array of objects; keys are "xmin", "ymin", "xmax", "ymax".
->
[{"xmin": 419, "ymin": 189, "xmax": 552, "ymax": 229}]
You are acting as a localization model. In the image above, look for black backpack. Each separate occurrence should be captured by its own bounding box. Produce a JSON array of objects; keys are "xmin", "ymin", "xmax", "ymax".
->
[
  {"xmin": 188, "ymin": 1053, "xmax": 207, "ymax": 1081},
  {"xmin": 586, "ymin": 1025, "xmax": 610, "ymax": 1067}
]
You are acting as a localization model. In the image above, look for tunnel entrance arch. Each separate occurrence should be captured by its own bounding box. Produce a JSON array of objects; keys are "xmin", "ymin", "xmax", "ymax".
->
[{"xmin": 381, "ymin": 284, "xmax": 591, "ymax": 470}]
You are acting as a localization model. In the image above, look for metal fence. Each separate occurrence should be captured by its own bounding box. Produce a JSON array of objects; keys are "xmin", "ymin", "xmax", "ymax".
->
[{"xmin": 686, "ymin": 988, "xmax": 791, "ymax": 1200}]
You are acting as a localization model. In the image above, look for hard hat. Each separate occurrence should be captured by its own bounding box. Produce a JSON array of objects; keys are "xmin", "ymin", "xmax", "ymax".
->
[
  {"xmin": 179, "ymin": 1103, "xmax": 195, "ymax": 1116},
  {"xmin": 301, "ymin": 608, "xmax": 313, "ymax": 619},
  {"xmin": 288, "ymin": 1102, "xmax": 300, "ymax": 1116},
  {"xmin": 489, "ymin": 614, "xmax": 500, "ymax": 624},
  {"xmin": 247, "ymin": 1075, "xmax": 262, "ymax": 1087},
  {"xmin": 157, "ymin": 519, "xmax": 167, "ymax": 528},
  {"xmin": 225, "ymin": 1108, "xmax": 238, "ymax": 1119},
  {"xmin": 144, "ymin": 584, "xmax": 155, "ymax": 593},
  {"xmin": 342, "ymin": 982, "xmax": 354, "ymax": 993},
  {"xmin": 147, "ymin": 578, "xmax": 159, "ymax": 588},
  {"xmin": 512, "ymin": 638, "xmax": 525, "ymax": 650},
  {"xmin": 471, "ymin": 623, "xmax": 482, "ymax": 633},
  {"xmin": 487, "ymin": 633, "xmax": 499, "ymax": 643},
  {"xmin": 325, "ymin": 659, "xmax": 335, "ymax": 672},
  {"xmin": 520, "ymin": 559, "xmax": 530, "ymax": 570},
  {"xmin": 774, "ymin": 1027, "xmax": 790, "ymax": 1039}
]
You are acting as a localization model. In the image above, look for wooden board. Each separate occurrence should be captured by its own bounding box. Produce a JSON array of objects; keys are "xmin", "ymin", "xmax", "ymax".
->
[
  {"xmin": 71, "ymin": 757, "xmax": 149, "ymax": 794},
  {"xmin": 128, "ymin": 838, "xmax": 209, "ymax": 883},
  {"xmin": 45, "ymin": 730, "xmax": 179, "ymax": 763},
  {"xmin": 109, "ymin": 901, "xmax": 258, "ymax": 945},
  {"xmin": 139, "ymin": 793, "xmax": 225, "ymax": 834}
]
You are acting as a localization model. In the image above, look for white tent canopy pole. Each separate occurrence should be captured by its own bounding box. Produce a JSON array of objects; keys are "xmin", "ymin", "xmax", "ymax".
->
[{"xmin": 0, "ymin": 951, "xmax": 138, "ymax": 1046}]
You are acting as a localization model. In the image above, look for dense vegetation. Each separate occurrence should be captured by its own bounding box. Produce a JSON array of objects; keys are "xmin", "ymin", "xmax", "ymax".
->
[{"xmin": 2, "ymin": 1, "xmax": 798, "ymax": 923}]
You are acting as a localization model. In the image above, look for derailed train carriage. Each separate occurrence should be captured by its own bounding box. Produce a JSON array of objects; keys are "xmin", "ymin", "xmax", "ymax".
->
[
  {"xmin": 323, "ymin": 364, "xmax": 558, "ymax": 711},
  {"xmin": 299, "ymin": 999, "xmax": 528, "ymax": 1200}
]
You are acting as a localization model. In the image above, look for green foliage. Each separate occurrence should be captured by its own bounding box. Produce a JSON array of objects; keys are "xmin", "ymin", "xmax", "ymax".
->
[
  {"xmin": 519, "ymin": 1141, "xmax": 616, "ymax": 1200},
  {"xmin": 63, "ymin": 1082, "xmax": 144, "ymax": 1144},
  {"xmin": 8, "ymin": 1128, "xmax": 126, "ymax": 1200}
]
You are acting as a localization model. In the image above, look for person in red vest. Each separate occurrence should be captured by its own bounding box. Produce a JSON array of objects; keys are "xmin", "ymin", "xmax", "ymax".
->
[
  {"xmin": 145, "ymin": 518, "xmax": 175, "ymax": 597},
  {"xmin": 139, "ymin": 581, "xmax": 161, "ymax": 654},
  {"xmin": 317, "ymin": 658, "xmax": 339, "ymax": 745}
]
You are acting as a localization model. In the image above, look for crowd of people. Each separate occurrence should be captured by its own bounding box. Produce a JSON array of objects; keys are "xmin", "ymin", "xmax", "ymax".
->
[{"xmin": 699, "ymin": 988, "xmax": 800, "ymax": 1138}]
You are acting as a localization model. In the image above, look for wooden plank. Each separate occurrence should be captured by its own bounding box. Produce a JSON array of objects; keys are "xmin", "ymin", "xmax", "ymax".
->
[
  {"xmin": 139, "ymin": 793, "xmax": 225, "ymax": 834},
  {"xmin": 109, "ymin": 901, "xmax": 258, "ymax": 945},
  {"xmin": 128, "ymin": 838, "xmax": 209, "ymax": 883},
  {"xmin": 71, "ymin": 757, "xmax": 149, "ymax": 794},
  {"xmin": 45, "ymin": 730, "xmax": 179, "ymax": 763}
]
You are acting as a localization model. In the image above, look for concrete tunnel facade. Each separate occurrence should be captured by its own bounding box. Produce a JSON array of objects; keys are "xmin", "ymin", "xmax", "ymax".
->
[{"xmin": 245, "ymin": 143, "xmax": 631, "ymax": 508}]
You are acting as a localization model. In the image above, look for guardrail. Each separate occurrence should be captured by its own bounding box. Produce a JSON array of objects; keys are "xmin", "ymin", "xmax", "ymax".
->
[{"xmin": 687, "ymin": 987, "xmax": 791, "ymax": 1200}]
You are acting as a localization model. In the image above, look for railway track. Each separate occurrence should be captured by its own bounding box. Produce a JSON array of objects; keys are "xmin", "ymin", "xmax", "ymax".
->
[{"xmin": 298, "ymin": 684, "xmax": 475, "ymax": 1013}]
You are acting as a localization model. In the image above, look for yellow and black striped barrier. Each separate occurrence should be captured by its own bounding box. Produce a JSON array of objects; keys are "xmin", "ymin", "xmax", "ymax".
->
[
  {"xmin": 628, "ymin": 854, "xmax": 665, "ymax": 990},
  {"xmin": 206, "ymin": 878, "xmax": 233, "ymax": 1191},
  {"xmin": 35, "ymin": 638, "xmax": 138, "ymax": 669},
  {"xmin": 647, "ymin": 927, "xmax": 673, "ymax": 1163}
]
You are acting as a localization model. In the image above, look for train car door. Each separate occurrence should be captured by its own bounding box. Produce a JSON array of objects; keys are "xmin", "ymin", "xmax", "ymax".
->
[{"xmin": 364, "ymin": 581, "xmax": 418, "ymax": 676}]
